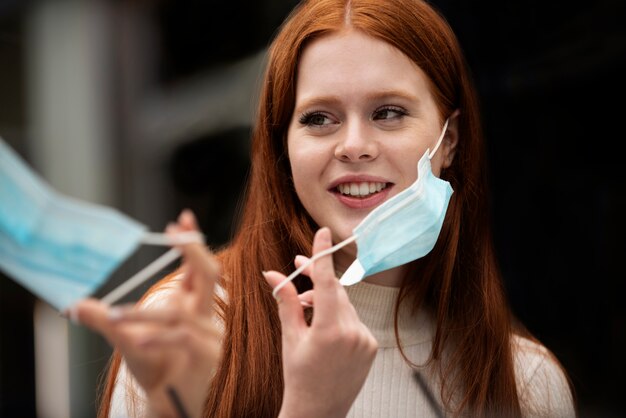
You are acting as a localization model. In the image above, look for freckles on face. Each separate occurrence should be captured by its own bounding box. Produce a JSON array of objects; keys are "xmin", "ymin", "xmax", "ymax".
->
[{"xmin": 286, "ymin": 29, "xmax": 444, "ymax": 244}]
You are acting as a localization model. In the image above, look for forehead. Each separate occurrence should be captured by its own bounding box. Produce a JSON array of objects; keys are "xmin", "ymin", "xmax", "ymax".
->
[{"xmin": 295, "ymin": 29, "xmax": 436, "ymax": 105}]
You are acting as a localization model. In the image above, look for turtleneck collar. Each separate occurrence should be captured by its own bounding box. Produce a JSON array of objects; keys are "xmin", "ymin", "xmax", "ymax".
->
[{"xmin": 344, "ymin": 281, "xmax": 434, "ymax": 348}]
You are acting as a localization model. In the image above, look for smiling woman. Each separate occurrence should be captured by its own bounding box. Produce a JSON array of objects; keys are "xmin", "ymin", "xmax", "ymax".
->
[
  {"xmin": 75, "ymin": 1, "xmax": 576, "ymax": 417},
  {"xmin": 287, "ymin": 30, "xmax": 458, "ymax": 282}
]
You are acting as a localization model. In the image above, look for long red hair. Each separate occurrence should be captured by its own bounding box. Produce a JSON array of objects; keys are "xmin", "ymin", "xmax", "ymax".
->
[{"xmin": 99, "ymin": 1, "xmax": 536, "ymax": 416}]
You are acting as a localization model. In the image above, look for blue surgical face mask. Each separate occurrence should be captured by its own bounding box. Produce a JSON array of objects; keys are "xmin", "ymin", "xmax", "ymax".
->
[
  {"xmin": 273, "ymin": 119, "xmax": 453, "ymax": 296},
  {"xmin": 0, "ymin": 137, "xmax": 201, "ymax": 311}
]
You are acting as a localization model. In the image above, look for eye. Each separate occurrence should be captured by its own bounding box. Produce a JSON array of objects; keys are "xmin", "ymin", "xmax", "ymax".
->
[
  {"xmin": 372, "ymin": 106, "xmax": 408, "ymax": 121},
  {"xmin": 299, "ymin": 111, "xmax": 337, "ymax": 127}
]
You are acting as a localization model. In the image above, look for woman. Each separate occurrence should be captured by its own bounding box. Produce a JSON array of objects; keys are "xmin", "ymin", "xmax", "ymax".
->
[{"xmin": 76, "ymin": 0, "xmax": 575, "ymax": 417}]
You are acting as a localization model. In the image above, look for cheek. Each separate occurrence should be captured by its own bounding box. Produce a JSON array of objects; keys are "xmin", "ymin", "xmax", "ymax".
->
[
  {"xmin": 288, "ymin": 136, "xmax": 329, "ymax": 184},
  {"xmin": 289, "ymin": 159, "xmax": 319, "ymax": 224},
  {"xmin": 288, "ymin": 142, "xmax": 334, "ymax": 219},
  {"xmin": 387, "ymin": 141, "xmax": 429, "ymax": 182},
  {"xmin": 290, "ymin": 163, "xmax": 307, "ymax": 197},
  {"xmin": 288, "ymin": 145, "xmax": 304, "ymax": 184},
  {"xmin": 290, "ymin": 154, "xmax": 318, "ymax": 201},
  {"xmin": 288, "ymin": 143, "xmax": 313, "ymax": 201}
]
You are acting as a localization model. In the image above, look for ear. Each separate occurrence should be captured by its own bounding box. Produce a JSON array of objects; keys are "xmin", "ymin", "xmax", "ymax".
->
[{"xmin": 441, "ymin": 109, "xmax": 460, "ymax": 169}]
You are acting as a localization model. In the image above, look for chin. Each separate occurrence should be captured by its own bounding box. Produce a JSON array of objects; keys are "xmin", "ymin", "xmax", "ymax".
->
[{"xmin": 328, "ymin": 224, "xmax": 357, "ymax": 244}]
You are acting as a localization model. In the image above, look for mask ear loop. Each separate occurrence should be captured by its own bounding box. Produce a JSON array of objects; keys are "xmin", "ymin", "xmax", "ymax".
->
[
  {"xmin": 427, "ymin": 118, "xmax": 450, "ymax": 160},
  {"xmin": 271, "ymin": 234, "xmax": 358, "ymax": 299},
  {"xmin": 100, "ymin": 231, "xmax": 204, "ymax": 305}
]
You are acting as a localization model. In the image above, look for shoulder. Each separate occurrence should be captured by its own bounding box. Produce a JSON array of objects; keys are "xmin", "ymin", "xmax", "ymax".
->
[
  {"xmin": 109, "ymin": 360, "xmax": 146, "ymax": 418},
  {"xmin": 511, "ymin": 334, "xmax": 576, "ymax": 418}
]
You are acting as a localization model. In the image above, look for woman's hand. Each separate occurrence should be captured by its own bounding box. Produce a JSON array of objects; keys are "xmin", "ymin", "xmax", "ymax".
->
[
  {"xmin": 71, "ymin": 210, "xmax": 221, "ymax": 418},
  {"xmin": 263, "ymin": 227, "xmax": 378, "ymax": 418}
]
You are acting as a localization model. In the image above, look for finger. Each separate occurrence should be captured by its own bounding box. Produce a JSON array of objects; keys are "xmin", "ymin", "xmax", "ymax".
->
[
  {"xmin": 70, "ymin": 299, "xmax": 117, "ymax": 343},
  {"xmin": 309, "ymin": 228, "xmax": 340, "ymax": 324},
  {"xmin": 139, "ymin": 328, "xmax": 222, "ymax": 364},
  {"xmin": 311, "ymin": 228, "xmax": 337, "ymax": 289},
  {"xmin": 336, "ymin": 284, "xmax": 360, "ymax": 321},
  {"xmin": 294, "ymin": 255, "xmax": 313, "ymax": 277},
  {"xmin": 182, "ymin": 244, "xmax": 220, "ymax": 309},
  {"xmin": 263, "ymin": 270, "xmax": 306, "ymax": 339},
  {"xmin": 297, "ymin": 290, "xmax": 314, "ymax": 308},
  {"xmin": 165, "ymin": 211, "xmax": 219, "ymax": 313},
  {"xmin": 108, "ymin": 307, "xmax": 220, "ymax": 338},
  {"xmin": 109, "ymin": 305, "xmax": 184, "ymax": 325},
  {"xmin": 178, "ymin": 209, "xmax": 199, "ymax": 231},
  {"xmin": 108, "ymin": 305, "xmax": 183, "ymax": 324}
]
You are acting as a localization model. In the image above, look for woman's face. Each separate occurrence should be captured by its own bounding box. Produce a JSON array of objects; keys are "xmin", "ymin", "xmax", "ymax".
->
[{"xmin": 287, "ymin": 30, "xmax": 454, "ymax": 266}]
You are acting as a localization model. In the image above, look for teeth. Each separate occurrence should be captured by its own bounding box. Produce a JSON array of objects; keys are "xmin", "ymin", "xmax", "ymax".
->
[{"xmin": 337, "ymin": 182, "xmax": 387, "ymax": 197}]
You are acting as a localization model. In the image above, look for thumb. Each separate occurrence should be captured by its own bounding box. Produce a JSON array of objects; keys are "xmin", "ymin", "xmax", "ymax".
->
[
  {"xmin": 180, "ymin": 242, "xmax": 220, "ymax": 311},
  {"xmin": 69, "ymin": 298, "xmax": 117, "ymax": 344},
  {"xmin": 263, "ymin": 271, "xmax": 305, "ymax": 339}
]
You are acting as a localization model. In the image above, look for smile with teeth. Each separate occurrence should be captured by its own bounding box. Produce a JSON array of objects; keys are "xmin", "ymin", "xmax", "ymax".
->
[{"xmin": 336, "ymin": 182, "xmax": 389, "ymax": 198}]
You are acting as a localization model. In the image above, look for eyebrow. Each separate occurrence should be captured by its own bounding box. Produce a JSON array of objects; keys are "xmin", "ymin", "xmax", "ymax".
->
[
  {"xmin": 294, "ymin": 90, "xmax": 421, "ymax": 113},
  {"xmin": 365, "ymin": 90, "xmax": 420, "ymax": 103}
]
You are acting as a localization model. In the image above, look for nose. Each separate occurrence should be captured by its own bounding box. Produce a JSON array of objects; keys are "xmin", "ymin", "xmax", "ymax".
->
[{"xmin": 334, "ymin": 121, "xmax": 378, "ymax": 162}]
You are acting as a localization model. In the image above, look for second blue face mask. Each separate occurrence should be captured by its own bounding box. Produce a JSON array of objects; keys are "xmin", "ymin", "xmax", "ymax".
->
[
  {"xmin": 273, "ymin": 119, "xmax": 453, "ymax": 296},
  {"xmin": 0, "ymin": 138, "xmax": 201, "ymax": 311}
]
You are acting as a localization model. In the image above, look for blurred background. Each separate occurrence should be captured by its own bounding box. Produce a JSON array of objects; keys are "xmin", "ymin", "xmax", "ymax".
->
[{"xmin": 0, "ymin": 0, "xmax": 624, "ymax": 417}]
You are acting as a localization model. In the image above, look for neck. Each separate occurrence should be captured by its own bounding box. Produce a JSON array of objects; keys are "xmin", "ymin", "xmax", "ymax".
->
[
  {"xmin": 334, "ymin": 246, "xmax": 408, "ymax": 287},
  {"xmin": 363, "ymin": 265, "xmax": 408, "ymax": 287}
]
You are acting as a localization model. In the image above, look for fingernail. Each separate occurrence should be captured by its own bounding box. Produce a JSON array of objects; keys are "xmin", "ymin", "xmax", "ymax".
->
[
  {"xmin": 68, "ymin": 306, "xmax": 80, "ymax": 325},
  {"xmin": 300, "ymin": 300, "xmax": 313, "ymax": 308},
  {"xmin": 180, "ymin": 209, "xmax": 194, "ymax": 224},
  {"xmin": 108, "ymin": 307, "xmax": 124, "ymax": 321}
]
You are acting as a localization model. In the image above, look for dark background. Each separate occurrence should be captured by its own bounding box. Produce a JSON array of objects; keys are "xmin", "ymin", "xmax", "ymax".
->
[
  {"xmin": 1, "ymin": 0, "xmax": 625, "ymax": 416},
  {"xmin": 437, "ymin": 1, "xmax": 626, "ymax": 415}
]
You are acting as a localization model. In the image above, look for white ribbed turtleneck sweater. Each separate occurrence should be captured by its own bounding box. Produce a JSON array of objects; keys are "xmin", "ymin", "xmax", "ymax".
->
[
  {"xmin": 344, "ymin": 281, "xmax": 575, "ymax": 418},
  {"xmin": 111, "ymin": 281, "xmax": 574, "ymax": 417},
  {"xmin": 344, "ymin": 281, "xmax": 441, "ymax": 418}
]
